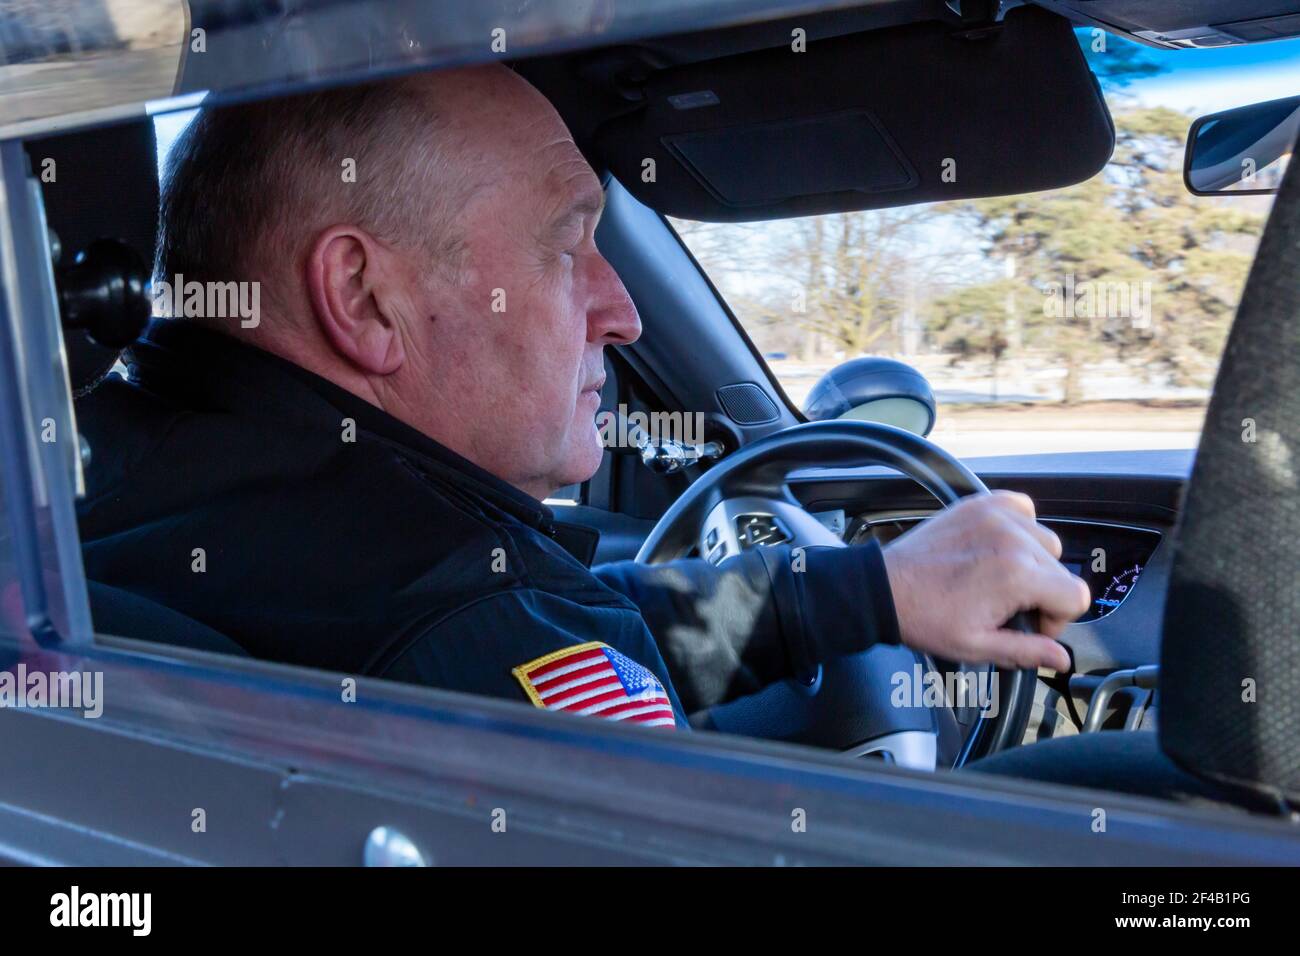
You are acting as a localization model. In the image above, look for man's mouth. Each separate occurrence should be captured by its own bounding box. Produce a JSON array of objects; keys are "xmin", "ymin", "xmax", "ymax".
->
[{"xmin": 581, "ymin": 377, "xmax": 606, "ymax": 399}]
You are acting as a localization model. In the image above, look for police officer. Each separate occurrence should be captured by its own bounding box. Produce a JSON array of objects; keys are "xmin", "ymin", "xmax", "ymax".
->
[{"xmin": 76, "ymin": 66, "xmax": 1089, "ymax": 729}]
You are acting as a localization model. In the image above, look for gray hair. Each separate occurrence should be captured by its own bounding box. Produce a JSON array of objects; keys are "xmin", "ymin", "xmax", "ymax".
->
[{"xmin": 155, "ymin": 76, "xmax": 463, "ymax": 298}]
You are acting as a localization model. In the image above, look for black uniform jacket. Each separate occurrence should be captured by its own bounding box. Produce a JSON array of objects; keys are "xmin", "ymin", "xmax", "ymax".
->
[{"xmin": 75, "ymin": 321, "xmax": 901, "ymax": 728}]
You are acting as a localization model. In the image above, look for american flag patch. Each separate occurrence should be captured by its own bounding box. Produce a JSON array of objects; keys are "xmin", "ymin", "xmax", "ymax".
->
[{"xmin": 512, "ymin": 642, "xmax": 677, "ymax": 728}]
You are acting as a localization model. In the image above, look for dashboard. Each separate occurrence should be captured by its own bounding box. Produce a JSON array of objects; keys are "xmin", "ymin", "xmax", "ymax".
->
[
  {"xmin": 846, "ymin": 514, "xmax": 1163, "ymax": 623},
  {"xmin": 823, "ymin": 486, "xmax": 1174, "ymax": 741},
  {"xmin": 779, "ymin": 448, "xmax": 1191, "ymax": 681}
]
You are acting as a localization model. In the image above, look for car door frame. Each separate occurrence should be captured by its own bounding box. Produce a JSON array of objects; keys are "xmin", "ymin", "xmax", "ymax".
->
[{"xmin": 2, "ymin": 15, "xmax": 1299, "ymax": 867}]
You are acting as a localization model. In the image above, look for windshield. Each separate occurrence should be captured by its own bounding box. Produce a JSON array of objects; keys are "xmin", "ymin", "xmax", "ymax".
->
[{"xmin": 670, "ymin": 30, "xmax": 1300, "ymax": 458}]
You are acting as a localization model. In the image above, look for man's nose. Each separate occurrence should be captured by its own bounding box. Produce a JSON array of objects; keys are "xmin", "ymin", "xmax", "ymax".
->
[{"xmin": 586, "ymin": 252, "xmax": 642, "ymax": 346}]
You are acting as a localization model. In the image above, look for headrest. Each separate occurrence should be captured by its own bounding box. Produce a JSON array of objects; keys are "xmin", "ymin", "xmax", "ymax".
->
[{"xmin": 26, "ymin": 120, "xmax": 159, "ymax": 393}]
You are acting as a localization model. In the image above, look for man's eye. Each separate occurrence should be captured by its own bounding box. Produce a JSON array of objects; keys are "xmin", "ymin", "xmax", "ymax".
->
[{"xmin": 550, "ymin": 221, "xmax": 589, "ymax": 261}]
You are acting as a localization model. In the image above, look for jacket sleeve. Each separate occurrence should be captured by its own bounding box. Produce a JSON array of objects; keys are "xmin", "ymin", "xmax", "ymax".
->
[
  {"xmin": 591, "ymin": 540, "xmax": 901, "ymax": 714},
  {"xmin": 375, "ymin": 587, "xmax": 689, "ymax": 726}
]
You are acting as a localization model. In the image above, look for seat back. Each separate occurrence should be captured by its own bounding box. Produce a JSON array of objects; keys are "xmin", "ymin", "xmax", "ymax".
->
[
  {"xmin": 88, "ymin": 581, "xmax": 248, "ymax": 658},
  {"xmin": 1158, "ymin": 156, "xmax": 1300, "ymax": 805}
]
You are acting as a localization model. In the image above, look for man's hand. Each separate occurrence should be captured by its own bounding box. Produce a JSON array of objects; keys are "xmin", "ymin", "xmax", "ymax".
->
[{"xmin": 881, "ymin": 491, "xmax": 1090, "ymax": 672}]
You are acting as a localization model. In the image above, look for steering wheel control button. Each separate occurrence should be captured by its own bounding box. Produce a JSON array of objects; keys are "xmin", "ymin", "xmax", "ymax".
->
[{"xmin": 735, "ymin": 513, "xmax": 790, "ymax": 549}]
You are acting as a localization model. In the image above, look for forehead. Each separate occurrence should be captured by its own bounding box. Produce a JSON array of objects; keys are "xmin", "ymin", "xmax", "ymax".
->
[
  {"xmin": 443, "ymin": 70, "xmax": 600, "ymax": 213},
  {"xmin": 486, "ymin": 122, "xmax": 601, "ymax": 217},
  {"xmin": 536, "ymin": 138, "xmax": 604, "ymax": 212}
]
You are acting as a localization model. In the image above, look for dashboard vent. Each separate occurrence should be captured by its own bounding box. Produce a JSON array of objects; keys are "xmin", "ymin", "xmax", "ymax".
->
[{"xmin": 716, "ymin": 382, "xmax": 779, "ymax": 425}]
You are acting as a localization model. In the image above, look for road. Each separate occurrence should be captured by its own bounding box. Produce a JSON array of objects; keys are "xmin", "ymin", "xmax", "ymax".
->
[{"xmin": 927, "ymin": 428, "xmax": 1199, "ymax": 458}]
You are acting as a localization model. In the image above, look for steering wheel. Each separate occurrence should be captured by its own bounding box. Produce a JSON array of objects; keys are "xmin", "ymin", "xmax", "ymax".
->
[{"xmin": 635, "ymin": 419, "xmax": 1039, "ymax": 770}]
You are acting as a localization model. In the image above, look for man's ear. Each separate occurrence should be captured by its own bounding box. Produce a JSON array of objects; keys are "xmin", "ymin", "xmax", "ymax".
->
[{"xmin": 305, "ymin": 226, "xmax": 406, "ymax": 375}]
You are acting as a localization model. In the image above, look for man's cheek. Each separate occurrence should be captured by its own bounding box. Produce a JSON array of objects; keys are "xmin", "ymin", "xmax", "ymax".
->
[{"xmin": 569, "ymin": 400, "xmax": 600, "ymax": 445}]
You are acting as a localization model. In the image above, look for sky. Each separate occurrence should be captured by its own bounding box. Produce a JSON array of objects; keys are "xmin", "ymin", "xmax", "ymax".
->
[{"xmin": 1106, "ymin": 32, "xmax": 1300, "ymax": 113}]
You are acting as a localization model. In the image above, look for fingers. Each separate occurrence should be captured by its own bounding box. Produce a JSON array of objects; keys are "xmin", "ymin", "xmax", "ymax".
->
[
  {"xmin": 982, "ymin": 491, "xmax": 1062, "ymax": 558},
  {"xmin": 995, "ymin": 500, "xmax": 1088, "ymax": 630},
  {"xmin": 981, "ymin": 629, "xmax": 1073, "ymax": 672},
  {"xmin": 1020, "ymin": 560, "xmax": 1092, "ymax": 626},
  {"xmin": 1038, "ymin": 613, "xmax": 1071, "ymax": 640},
  {"xmin": 984, "ymin": 520, "xmax": 1090, "ymax": 641},
  {"xmin": 1019, "ymin": 513, "xmax": 1063, "ymax": 559},
  {"xmin": 893, "ymin": 490, "xmax": 1089, "ymax": 676},
  {"xmin": 989, "ymin": 489, "xmax": 1036, "ymax": 520},
  {"xmin": 1017, "ymin": 513, "xmax": 1064, "ymax": 559}
]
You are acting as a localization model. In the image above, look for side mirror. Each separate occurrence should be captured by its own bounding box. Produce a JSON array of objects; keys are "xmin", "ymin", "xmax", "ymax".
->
[
  {"xmin": 1185, "ymin": 94, "xmax": 1300, "ymax": 196},
  {"xmin": 802, "ymin": 356, "xmax": 936, "ymax": 436}
]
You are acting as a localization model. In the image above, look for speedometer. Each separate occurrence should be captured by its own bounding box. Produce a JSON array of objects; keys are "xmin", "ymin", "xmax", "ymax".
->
[{"xmin": 1095, "ymin": 564, "xmax": 1143, "ymax": 616}]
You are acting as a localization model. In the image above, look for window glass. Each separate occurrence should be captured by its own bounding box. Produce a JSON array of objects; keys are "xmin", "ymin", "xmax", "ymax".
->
[{"xmin": 672, "ymin": 32, "xmax": 1300, "ymax": 457}]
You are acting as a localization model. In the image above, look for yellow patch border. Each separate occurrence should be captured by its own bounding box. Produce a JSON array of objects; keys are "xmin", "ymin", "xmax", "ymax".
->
[{"xmin": 511, "ymin": 641, "xmax": 612, "ymax": 709}]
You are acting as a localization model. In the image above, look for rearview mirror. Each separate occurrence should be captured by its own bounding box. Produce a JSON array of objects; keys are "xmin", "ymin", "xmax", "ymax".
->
[{"xmin": 1185, "ymin": 94, "xmax": 1300, "ymax": 195}]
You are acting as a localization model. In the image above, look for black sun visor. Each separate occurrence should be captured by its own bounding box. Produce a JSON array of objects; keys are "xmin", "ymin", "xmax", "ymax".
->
[{"xmin": 589, "ymin": 6, "xmax": 1116, "ymax": 221}]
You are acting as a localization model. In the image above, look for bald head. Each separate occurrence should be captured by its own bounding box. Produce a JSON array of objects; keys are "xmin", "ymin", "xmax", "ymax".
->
[{"xmin": 156, "ymin": 65, "xmax": 640, "ymax": 498}]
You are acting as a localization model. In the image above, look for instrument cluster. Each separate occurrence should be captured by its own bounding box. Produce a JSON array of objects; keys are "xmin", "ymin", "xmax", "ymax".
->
[{"xmin": 848, "ymin": 514, "xmax": 1162, "ymax": 622}]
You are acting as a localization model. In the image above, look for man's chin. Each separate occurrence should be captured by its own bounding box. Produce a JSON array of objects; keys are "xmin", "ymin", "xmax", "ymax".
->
[{"xmin": 542, "ymin": 428, "xmax": 605, "ymax": 496}]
